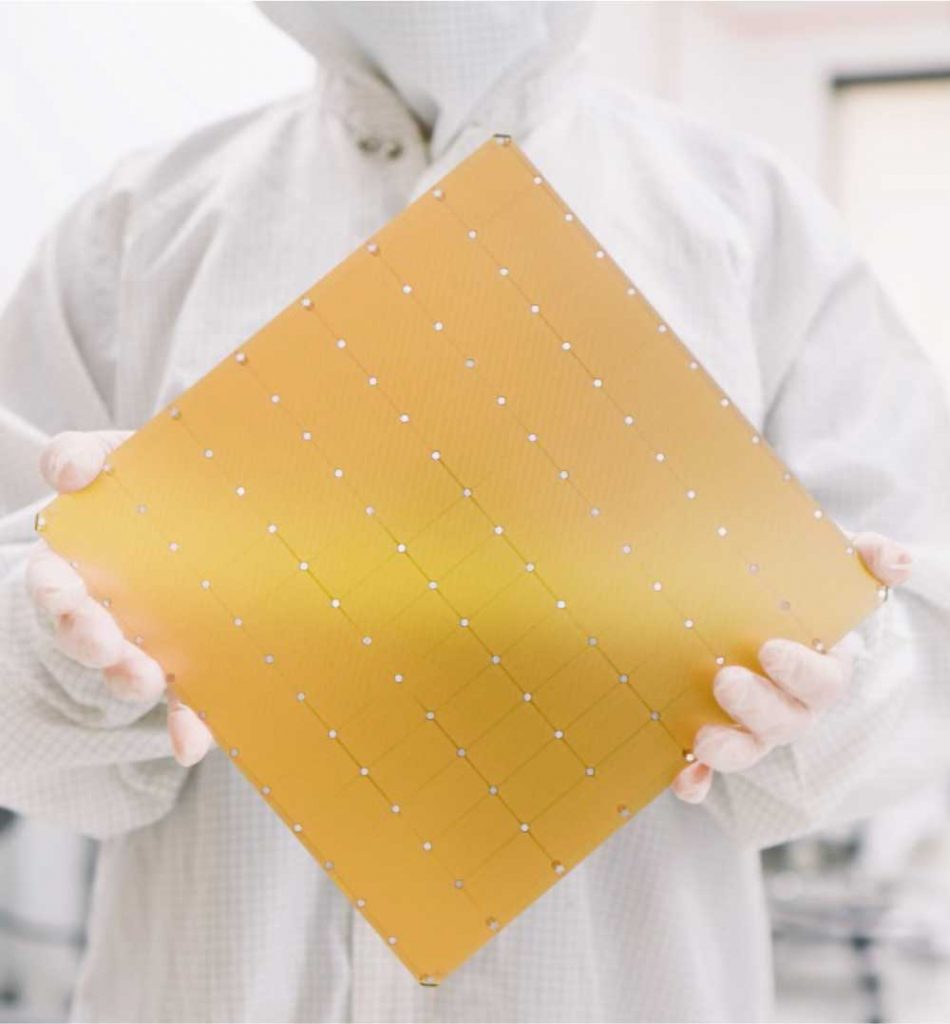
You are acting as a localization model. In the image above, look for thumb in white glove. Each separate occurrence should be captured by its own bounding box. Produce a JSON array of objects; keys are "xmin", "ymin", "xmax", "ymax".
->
[{"xmin": 28, "ymin": 430, "xmax": 214, "ymax": 766}]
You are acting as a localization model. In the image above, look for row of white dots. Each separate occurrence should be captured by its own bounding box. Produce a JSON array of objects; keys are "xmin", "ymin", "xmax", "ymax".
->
[
  {"xmin": 301, "ymin": 676, "xmax": 683, "ymax": 744},
  {"xmin": 283, "ymin": 807, "xmax": 647, "ymax": 943},
  {"xmin": 238, "ymin": 227, "xmax": 829, "ymax": 640},
  {"xmin": 156, "ymin": 493, "xmax": 808, "ymax": 647},
  {"xmin": 247, "ymin": 304, "xmax": 782, "ymax": 520},
  {"xmin": 187, "ymin": 395, "xmax": 779, "ymax": 514},
  {"xmin": 153, "ymin": 593, "xmax": 802, "ymax": 823},
  {"xmin": 269, "ymin": 714, "xmax": 694, "ymax": 901},
  {"xmin": 184, "ymin": 524, "xmax": 788, "ymax": 620}
]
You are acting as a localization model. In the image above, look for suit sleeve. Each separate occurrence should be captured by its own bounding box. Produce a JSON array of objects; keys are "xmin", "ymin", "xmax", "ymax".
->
[
  {"xmin": 702, "ymin": 151, "xmax": 950, "ymax": 848},
  {"xmin": 0, "ymin": 167, "xmax": 187, "ymax": 840}
]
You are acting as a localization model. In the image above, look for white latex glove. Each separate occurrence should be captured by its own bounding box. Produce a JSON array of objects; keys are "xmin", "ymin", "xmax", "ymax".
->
[
  {"xmin": 27, "ymin": 431, "xmax": 214, "ymax": 767},
  {"xmin": 671, "ymin": 532, "xmax": 913, "ymax": 803}
]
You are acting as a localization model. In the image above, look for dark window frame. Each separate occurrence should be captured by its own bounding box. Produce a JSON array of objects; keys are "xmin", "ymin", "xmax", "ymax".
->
[{"xmin": 833, "ymin": 67, "xmax": 950, "ymax": 90}]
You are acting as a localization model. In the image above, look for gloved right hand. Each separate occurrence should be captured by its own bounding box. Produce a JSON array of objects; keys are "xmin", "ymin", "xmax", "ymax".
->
[{"xmin": 26, "ymin": 431, "xmax": 214, "ymax": 767}]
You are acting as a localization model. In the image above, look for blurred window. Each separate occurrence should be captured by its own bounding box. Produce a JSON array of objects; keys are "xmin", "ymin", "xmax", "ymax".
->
[{"xmin": 833, "ymin": 71, "xmax": 950, "ymax": 386}]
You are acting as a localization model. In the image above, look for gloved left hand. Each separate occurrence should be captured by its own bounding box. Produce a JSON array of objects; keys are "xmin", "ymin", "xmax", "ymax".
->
[
  {"xmin": 672, "ymin": 532, "xmax": 913, "ymax": 803},
  {"xmin": 27, "ymin": 430, "xmax": 214, "ymax": 767}
]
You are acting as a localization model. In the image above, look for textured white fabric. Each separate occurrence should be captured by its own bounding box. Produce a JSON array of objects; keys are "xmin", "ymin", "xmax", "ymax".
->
[
  {"xmin": 260, "ymin": 1, "xmax": 591, "ymax": 157},
  {"xmin": 1, "ymin": 4, "xmax": 949, "ymax": 1021}
]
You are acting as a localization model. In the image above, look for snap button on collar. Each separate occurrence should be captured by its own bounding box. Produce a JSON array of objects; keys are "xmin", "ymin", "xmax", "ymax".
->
[{"xmin": 356, "ymin": 135, "xmax": 404, "ymax": 161}]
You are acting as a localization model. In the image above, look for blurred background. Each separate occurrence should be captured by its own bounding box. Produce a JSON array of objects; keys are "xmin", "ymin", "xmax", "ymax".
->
[{"xmin": 1, "ymin": 2, "xmax": 949, "ymax": 1021}]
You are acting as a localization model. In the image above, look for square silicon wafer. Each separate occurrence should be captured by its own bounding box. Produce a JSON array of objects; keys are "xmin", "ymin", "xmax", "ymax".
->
[{"xmin": 38, "ymin": 135, "xmax": 883, "ymax": 983}]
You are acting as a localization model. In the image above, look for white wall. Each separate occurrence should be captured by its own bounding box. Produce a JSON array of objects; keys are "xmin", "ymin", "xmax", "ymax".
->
[
  {"xmin": 592, "ymin": 2, "xmax": 950, "ymax": 187},
  {"xmin": 835, "ymin": 77, "xmax": 950, "ymax": 382},
  {"xmin": 588, "ymin": 1, "xmax": 950, "ymax": 373},
  {"xmin": 0, "ymin": 1, "xmax": 313, "ymax": 305}
]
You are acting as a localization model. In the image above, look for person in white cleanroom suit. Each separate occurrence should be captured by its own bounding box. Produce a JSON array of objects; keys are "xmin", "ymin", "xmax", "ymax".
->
[{"xmin": 2, "ymin": 3, "xmax": 949, "ymax": 1022}]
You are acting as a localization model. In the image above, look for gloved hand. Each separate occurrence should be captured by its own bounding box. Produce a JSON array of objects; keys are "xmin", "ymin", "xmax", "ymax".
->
[
  {"xmin": 672, "ymin": 532, "xmax": 913, "ymax": 803},
  {"xmin": 27, "ymin": 431, "xmax": 214, "ymax": 767}
]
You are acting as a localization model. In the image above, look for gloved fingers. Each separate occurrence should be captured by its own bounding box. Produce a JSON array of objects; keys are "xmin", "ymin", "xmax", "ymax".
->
[
  {"xmin": 692, "ymin": 723, "xmax": 771, "ymax": 773},
  {"xmin": 852, "ymin": 531, "xmax": 913, "ymax": 588},
  {"xmin": 53, "ymin": 595, "xmax": 125, "ymax": 669},
  {"xmin": 826, "ymin": 632, "xmax": 860, "ymax": 681},
  {"xmin": 713, "ymin": 665, "xmax": 812, "ymax": 746},
  {"xmin": 26, "ymin": 543, "xmax": 87, "ymax": 616},
  {"xmin": 671, "ymin": 761, "xmax": 713, "ymax": 804},
  {"xmin": 758, "ymin": 637, "xmax": 849, "ymax": 714},
  {"xmin": 103, "ymin": 640, "xmax": 167, "ymax": 702},
  {"xmin": 40, "ymin": 430, "xmax": 132, "ymax": 493},
  {"xmin": 167, "ymin": 696, "xmax": 214, "ymax": 767}
]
